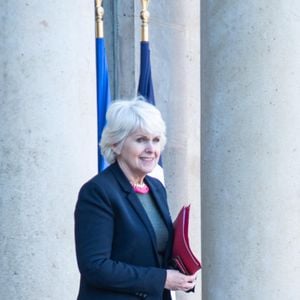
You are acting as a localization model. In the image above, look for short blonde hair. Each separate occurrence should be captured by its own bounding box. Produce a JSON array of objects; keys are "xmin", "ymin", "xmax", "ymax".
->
[{"xmin": 100, "ymin": 97, "xmax": 167, "ymax": 164}]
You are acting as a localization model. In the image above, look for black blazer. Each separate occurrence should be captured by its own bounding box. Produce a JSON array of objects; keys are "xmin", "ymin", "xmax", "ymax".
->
[{"xmin": 75, "ymin": 162, "xmax": 174, "ymax": 300}]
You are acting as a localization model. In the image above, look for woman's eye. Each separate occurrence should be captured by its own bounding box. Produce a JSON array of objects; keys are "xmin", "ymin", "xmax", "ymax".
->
[
  {"xmin": 136, "ymin": 137, "xmax": 146, "ymax": 143},
  {"xmin": 153, "ymin": 137, "xmax": 160, "ymax": 143}
]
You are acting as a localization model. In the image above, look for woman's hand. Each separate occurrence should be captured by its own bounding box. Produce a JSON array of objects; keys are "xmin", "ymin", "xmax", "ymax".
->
[{"xmin": 164, "ymin": 269, "xmax": 197, "ymax": 291}]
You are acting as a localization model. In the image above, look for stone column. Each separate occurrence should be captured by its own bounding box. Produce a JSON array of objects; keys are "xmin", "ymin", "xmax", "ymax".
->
[
  {"xmin": 0, "ymin": 1, "xmax": 96, "ymax": 299},
  {"xmin": 202, "ymin": 1, "xmax": 300, "ymax": 299},
  {"xmin": 150, "ymin": 2, "xmax": 201, "ymax": 300}
]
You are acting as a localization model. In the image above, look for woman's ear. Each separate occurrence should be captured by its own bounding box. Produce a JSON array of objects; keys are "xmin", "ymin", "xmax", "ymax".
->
[{"xmin": 111, "ymin": 143, "xmax": 121, "ymax": 155}]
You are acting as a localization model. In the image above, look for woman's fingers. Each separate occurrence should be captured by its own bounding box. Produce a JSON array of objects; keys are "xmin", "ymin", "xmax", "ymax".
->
[{"xmin": 165, "ymin": 269, "xmax": 198, "ymax": 291}]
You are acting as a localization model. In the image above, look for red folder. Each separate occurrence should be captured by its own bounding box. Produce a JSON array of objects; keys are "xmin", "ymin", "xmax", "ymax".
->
[{"xmin": 172, "ymin": 205, "xmax": 202, "ymax": 275}]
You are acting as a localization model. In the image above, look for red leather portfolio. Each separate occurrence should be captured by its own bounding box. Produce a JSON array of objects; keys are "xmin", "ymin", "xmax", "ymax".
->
[{"xmin": 172, "ymin": 205, "xmax": 201, "ymax": 275}]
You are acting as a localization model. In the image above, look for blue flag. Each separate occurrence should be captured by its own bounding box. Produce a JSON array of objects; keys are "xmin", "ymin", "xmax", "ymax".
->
[
  {"xmin": 96, "ymin": 37, "xmax": 111, "ymax": 172},
  {"xmin": 138, "ymin": 41, "xmax": 156, "ymax": 105},
  {"xmin": 137, "ymin": 41, "xmax": 164, "ymax": 182}
]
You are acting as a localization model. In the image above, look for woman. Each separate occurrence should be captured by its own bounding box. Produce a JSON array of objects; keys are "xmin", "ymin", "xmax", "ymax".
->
[{"xmin": 75, "ymin": 98, "xmax": 197, "ymax": 300}]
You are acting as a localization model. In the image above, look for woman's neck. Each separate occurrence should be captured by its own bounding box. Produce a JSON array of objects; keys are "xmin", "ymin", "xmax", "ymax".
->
[{"xmin": 117, "ymin": 160, "xmax": 145, "ymax": 185}]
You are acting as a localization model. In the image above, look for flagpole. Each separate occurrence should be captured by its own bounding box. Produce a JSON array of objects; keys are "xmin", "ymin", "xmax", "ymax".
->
[
  {"xmin": 95, "ymin": 0, "xmax": 111, "ymax": 172},
  {"xmin": 95, "ymin": 0, "xmax": 104, "ymax": 38},
  {"xmin": 138, "ymin": 0, "xmax": 155, "ymax": 104},
  {"xmin": 140, "ymin": 0, "xmax": 149, "ymax": 42}
]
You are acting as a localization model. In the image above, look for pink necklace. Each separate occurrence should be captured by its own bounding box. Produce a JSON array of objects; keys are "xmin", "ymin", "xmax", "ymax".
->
[{"xmin": 131, "ymin": 182, "xmax": 149, "ymax": 194}]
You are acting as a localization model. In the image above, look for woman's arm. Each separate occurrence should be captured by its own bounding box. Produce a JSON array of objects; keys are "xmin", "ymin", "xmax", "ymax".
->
[{"xmin": 74, "ymin": 181, "xmax": 166, "ymax": 298}]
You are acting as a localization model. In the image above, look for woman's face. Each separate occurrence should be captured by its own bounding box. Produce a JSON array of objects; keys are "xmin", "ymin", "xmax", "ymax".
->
[{"xmin": 116, "ymin": 129, "xmax": 161, "ymax": 181}]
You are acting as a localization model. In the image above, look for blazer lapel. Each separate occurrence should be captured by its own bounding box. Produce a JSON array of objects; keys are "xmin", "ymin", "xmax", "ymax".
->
[
  {"xmin": 145, "ymin": 176, "xmax": 174, "ymax": 263},
  {"xmin": 126, "ymin": 191, "xmax": 160, "ymax": 248},
  {"xmin": 145, "ymin": 178, "xmax": 172, "ymax": 228},
  {"xmin": 109, "ymin": 163, "xmax": 161, "ymax": 265}
]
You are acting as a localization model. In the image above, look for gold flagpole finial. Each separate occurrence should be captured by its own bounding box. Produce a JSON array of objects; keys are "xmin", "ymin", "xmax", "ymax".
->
[
  {"xmin": 95, "ymin": 0, "xmax": 104, "ymax": 38},
  {"xmin": 140, "ymin": 0, "xmax": 150, "ymax": 42}
]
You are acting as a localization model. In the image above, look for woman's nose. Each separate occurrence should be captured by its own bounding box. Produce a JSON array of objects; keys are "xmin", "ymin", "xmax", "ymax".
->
[{"xmin": 145, "ymin": 141, "xmax": 154, "ymax": 152}]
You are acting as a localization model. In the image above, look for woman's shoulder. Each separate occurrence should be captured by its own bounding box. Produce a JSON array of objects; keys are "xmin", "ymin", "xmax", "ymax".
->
[
  {"xmin": 80, "ymin": 165, "xmax": 117, "ymax": 193},
  {"xmin": 145, "ymin": 175, "xmax": 166, "ymax": 195},
  {"xmin": 76, "ymin": 166, "xmax": 119, "ymax": 211}
]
